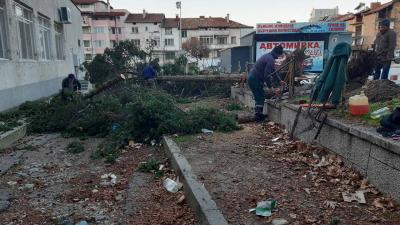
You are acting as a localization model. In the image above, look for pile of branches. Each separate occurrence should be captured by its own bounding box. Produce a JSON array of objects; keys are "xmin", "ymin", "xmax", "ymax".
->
[
  {"xmin": 278, "ymin": 47, "xmax": 307, "ymax": 82},
  {"xmin": 347, "ymin": 50, "xmax": 378, "ymax": 82},
  {"xmin": 2, "ymin": 87, "xmax": 239, "ymax": 162}
]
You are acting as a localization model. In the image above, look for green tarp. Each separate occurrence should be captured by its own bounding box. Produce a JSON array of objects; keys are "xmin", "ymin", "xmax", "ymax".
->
[{"xmin": 311, "ymin": 42, "xmax": 352, "ymax": 106}]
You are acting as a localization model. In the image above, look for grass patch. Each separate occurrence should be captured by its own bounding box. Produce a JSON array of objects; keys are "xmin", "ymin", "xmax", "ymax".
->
[
  {"xmin": 175, "ymin": 135, "xmax": 196, "ymax": 143},
  {"xmin": 175, "ymin": 97, "xmax": 193, "ymax": 104},
  {"xmin": 67, "ymin": 141, "xmax": 85, "ymax": 154},
  {"xmin": 138, "ymin": 159, "xmax": 159, "ymax": 172},
  {"xmin": 225, "ymin": 103, "xmax": 243, "ymax": 111}
]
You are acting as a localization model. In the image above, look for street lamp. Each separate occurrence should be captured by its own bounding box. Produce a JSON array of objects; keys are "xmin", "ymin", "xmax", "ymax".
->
[{"xmin": 176, "ymin": 1, "xmax": 182, "ymax": 51}]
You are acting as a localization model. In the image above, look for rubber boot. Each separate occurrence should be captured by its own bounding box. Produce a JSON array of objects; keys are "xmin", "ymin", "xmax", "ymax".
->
[{"xmin": 255, "ymin": 106, "xmax": 267, "ymax": 122}]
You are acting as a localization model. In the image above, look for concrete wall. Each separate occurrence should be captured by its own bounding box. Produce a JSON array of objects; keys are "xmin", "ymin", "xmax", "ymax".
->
[
  {"xmin": 362, "ymin": 13, "xmax": 378, "ymax": 49},
  {"xmin": 232, "ymin": 87, "xmax": 400, "ymax": 201},
  {"xmin": 0, "ymin": 0, "xmax": 83, "ymax": 111}
]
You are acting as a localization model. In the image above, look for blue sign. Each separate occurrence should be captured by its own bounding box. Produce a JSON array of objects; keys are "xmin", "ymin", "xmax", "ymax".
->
[{"xmin": 256, "ymin": 22, "xmax": 347, "ymax": 34}]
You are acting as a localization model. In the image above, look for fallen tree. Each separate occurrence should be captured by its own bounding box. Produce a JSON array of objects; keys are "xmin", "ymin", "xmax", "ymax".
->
[{"xmin": 156, "ymin": 74, "xmax": 242, "ymax": 82}]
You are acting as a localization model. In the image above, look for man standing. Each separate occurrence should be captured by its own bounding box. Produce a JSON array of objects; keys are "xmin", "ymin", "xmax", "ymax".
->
[
  {"xmin": 373, "ymin": 19, "xmax": 397, "ymax": 80},
  {"xmin": 143, "ymin": 64, "xmax": 157, "ymax": 88},
  {"xmin": 61, "ymin": 74, "xmax": 81, "ymax": 100},
  {"xmin": 248, "ymin": 45, "xmax": 284, "ymax": 122}
]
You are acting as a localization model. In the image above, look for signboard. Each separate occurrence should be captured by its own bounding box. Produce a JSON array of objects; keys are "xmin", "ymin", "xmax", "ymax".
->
[
  {"xmin": 256, "ymin": 41, "xmax": 325, "ymax": 71},
  {"xmin": 256, "ymin": 22, "xmax": 347, "ymax": 34}
]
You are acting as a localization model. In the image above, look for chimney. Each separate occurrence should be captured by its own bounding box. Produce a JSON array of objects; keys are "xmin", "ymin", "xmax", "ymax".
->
[
  {"xmin": 143, "ymin": 9, "xmax": 146, "ymax": 19},
  {"xmin": 226, "ymin": 13, "xmax": 230, "ymax": 23},
  {"xmin": 370, "ymin": 2, "xmax": 382, "ymax": 10},
  {"xmin": 200, "ymin": 16, "xmax": 205, "ymax": 19}
]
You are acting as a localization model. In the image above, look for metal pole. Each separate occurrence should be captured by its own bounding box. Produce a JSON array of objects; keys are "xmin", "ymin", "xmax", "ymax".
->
[{"xmin": 179, "ymin": 3, "xmax": 182, "ymax": 51}]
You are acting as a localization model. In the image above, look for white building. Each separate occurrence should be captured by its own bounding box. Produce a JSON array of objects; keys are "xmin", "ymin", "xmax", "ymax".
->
[
  {"xmin": 0, "ymin": 0, "xmax": 83, "ymax": 111},
  {"xmin": 181, "ymin": 15, "xmax": 253, "ymax": 68},
  {"xmin": 124, "ymin": 11, "xmax": 253, "ymax": 66},
  {"xmin": 310, "ymin": 7, "xmax": 339, "ymax": 22},
  {"xmin": 125, "ymin": 11, "xmax": 181, "ymax": 64}
]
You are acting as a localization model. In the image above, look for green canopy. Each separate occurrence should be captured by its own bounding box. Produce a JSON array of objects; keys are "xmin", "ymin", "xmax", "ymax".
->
[{"xmin": 311, "ymin": 42, "xmax": 352, "ymax": 106}]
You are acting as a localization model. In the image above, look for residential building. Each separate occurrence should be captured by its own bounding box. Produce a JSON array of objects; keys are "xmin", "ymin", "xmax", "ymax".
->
[
  {"xmin": 340, "ymin": 1, "xmax": 400, "ymax": 50},
  {"xmin": 310, "ymin": 7, "xmax": 339, "ymax": 22},
  {"xmin": 0, "ymin": 0, "xmax": 83, "ymax": 111},
  {"xmin": 180, "ymin": 15, "xmax": 253, "ymax": 67},
  {"xmin": 125, "ymin": 11, "xmax": 179, "ymax": 64},
  {"xmin": 72, "ymin": 0, "xmax": 129, "ymax": 61}
]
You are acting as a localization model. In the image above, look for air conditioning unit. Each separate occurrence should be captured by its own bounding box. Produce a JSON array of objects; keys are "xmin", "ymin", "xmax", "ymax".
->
[{"xmin": 58, "ymin": 7, "xmax": 72, "ymax": 24}]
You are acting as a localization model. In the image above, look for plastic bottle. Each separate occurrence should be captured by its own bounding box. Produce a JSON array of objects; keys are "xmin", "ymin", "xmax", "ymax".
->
[
  {"xmin": 370, "ymin": 107, "xmax": 390, "ymax": 119},
  {"xmin": 349, "ymin": 91, "xmax": 369, "ymax": 116}
]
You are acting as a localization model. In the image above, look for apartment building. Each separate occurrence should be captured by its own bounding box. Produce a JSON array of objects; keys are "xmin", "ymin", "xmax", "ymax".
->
[
  {"xmin": 0, "ymin": 0, "xmax": 83, "ymax": 111},
  {"xmin": 72, "ymin": 0, "xmax": 129, "ymax": 61},
  {"xmin": 124, "ymin": 11, "xmax": 180, "ymax": 64},
  {"xmin": 181, "ymin": 15, "xmax": 253, "ymax": 67},
  {"xmin": 340, "ymin": 1, "xmax": 400, "ymax": 50}
]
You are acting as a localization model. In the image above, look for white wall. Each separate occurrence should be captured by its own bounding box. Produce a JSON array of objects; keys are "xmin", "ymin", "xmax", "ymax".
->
[{"xmin": 0, "ymin": 0, "xmax": 83, "ymax": 111}]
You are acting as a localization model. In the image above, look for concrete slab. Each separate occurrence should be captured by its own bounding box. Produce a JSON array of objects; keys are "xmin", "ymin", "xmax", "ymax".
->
[
  {"xmin": 163, "ymin": 136, "xmax": 229, "ymax": 225},
  {"xmin": 367, "ymin": 158, "xmax": 400, "ymax": 199},
  {"xmin": 0, "ymin": 124, "xmax": 27, "ymax": 150}
]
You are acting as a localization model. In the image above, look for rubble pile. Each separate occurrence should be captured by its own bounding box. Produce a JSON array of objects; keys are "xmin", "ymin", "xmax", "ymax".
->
[{"xmin": 345, "ymin": 80, "xmax": 400, "ymax": 103}]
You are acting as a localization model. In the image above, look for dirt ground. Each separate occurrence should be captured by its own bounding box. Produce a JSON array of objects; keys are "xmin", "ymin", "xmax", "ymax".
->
[
  {"xmin": 0, "ymin": 134, "xmax": 198, "ymax": 225},
  {"xmin": 177, "ymin": 123, "xmax": 400, "ymax": 225}
]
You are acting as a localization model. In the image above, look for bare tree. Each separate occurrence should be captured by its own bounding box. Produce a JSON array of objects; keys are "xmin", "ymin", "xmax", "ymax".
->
[{"xmin": 182, "ymin": 37, "xmax": 210, "ymax": 67}]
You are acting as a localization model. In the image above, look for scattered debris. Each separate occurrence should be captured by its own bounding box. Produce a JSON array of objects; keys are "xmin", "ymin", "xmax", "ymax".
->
[
  {"xmin": 342, "ymin": 191, "xmax": 366, "ymax": 204},
  {"xmin": 249, "ymin": 200, "xmax": 277, "ymax": 217},
  {"xmin": 272, "ymin": 218, "xmax": 289, "ymax": 225},
  {"xmin": 372, "ymin": 197, "xmax": 396, "ymax": 210},
  {"xmin": 304, "ymin": 188, "xmax": 311, "ymax": 195},
  {"xmin": 75, "ymin": 221, "xmax": 88, "ymax": 225},
  {"xmin": 163, "ymin": 178, "xmax": 183, "ymax": 193},
  {"xmin": 289, "ymin": 213, "xmax": 297, "ymax": 219},
  {"xmin": 177, "ymin": 195, "xmax": 186, "ymax": 205},
  {"xmin": 315, "ymin": 156, "xmax": 330, "ymax": 167},
  {"xmin": 100, "ymin": 173, "xmax": 117, "ymax": 186},
  {"xmin": 324, "ymin": 200, "xmax": 338, "ymax": 209},
  {"xmin": 271, "ymin": 137, "xmax": 281, "ymax": 142},
  {"xmin": 201, "ymin": 129, "xmax": 214, "ymax": 134}
]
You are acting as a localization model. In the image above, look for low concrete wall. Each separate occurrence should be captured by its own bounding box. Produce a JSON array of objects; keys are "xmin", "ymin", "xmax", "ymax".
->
[
  {"xmin": 0, "ymin": 124, "xmax": 27, "ymax": 150},
  {"xmin": 232, "ymin": 87, "xmax": 400, "ymax": 201}
]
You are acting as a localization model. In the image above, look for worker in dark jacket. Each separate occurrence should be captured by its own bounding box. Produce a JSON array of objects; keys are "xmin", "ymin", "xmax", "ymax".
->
[
  {"xmin": 61, "ymin": 74, "xmax": 81, "ymax": 100},
  {"xmin": 142, "ymin": 64, "xmax": 157, "ymax": 88},
  {"xmin": 248, "ymin": 45, "xmax": 284, "ymax": 122},
  {"xmin": 373, "ymin": 19, "xmax": 397, "ymax": 80}
]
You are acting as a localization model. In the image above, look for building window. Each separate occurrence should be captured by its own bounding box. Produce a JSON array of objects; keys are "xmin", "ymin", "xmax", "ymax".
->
[
  {"xmin": 38, "ymin": 15, "xmax": 51, "ymax": 60},
  {"xmin": 15, "ymin": 3, "xmax": 35, "ymax": 59},
  {"xmin": 54, "ymin": 22, "xmax": 65, "ymax": 60},
  {"xmin": 0, "ymin": 1, "xmax": 8, "ymax": 59},
  {"xmin": 84, "ymin": 53, "xmax": 92, "ymax": 61},
  {"xmin": 165, "ymin": 28, "xmax": 173, "ymax": 35},
  {"xmin": 145, "ymin": 26, "xmax": 148, "ymax": 31},
  {"xmin": 95, "ymin": 40, "xmax": 104, "ymax": 48},
  {"xmin": 165, "ymin": 38, "xmax": 174, "ymax": 46},
  {"xmin": 231, "ymin": 36, "xmax": 237, "ymax": 45},
  {"xmin": 83, "ymin": 40, "xmax": 91, "ymax": 48},
  {"xmin": 181, "ymin": 30, "xmax": 187, "ymax": 38},
  {"xmin": 153, "ymin": 22, "xmax": 157, "ymax": 25},
  {"xmin": 80, "ymin": 5, "xmax": 91, "ymax": 9},
  {"xmin": 200, "ymin": 36, "xmax": 213, "ymax": 45},
  {"xmin": 355, "ymin": 25, "xmax": 362, "ymax": 36},
  {"xmin": 216, "ymin": 36, "xmax": 228, "ymax": 45},
  {"xmin": 111, "ymin": 27, "xmax": 121, "ymax": 34},
  {"xmin": 132, "ymin": 27, "xmax": 139, "ymax": 33},
  {"xmin": 165, "ymin": 51, "xmax": 175, "ymax": 60},
  {"xmin": 82, "ymin": 26, "xmax": 91, "ymax": 34},
  {"xmin": 132, "ymin": 39, "xmax": 140, "ymax": 46},
  {"xmin": 110, "ymin": 40, "xmax": 117, "ymax": 48},
  {"xmin": 94, "ymin": 27, "xmax": 105, "ymax": 33}
]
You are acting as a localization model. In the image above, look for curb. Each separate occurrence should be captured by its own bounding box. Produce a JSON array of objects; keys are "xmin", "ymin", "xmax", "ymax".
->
[
  {"xmin": 0, "ymin": 124, "xmax": 27, "ymax": 150},
  {"xmin": 162, "ymin": 136, "xmax": 229, "ymax": 225}
]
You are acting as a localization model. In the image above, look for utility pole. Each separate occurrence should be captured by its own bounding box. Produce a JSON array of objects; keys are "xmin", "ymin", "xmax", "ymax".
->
[{"xmin": 176, "ymin": 1, "xmax": 182, "ymax": 52}]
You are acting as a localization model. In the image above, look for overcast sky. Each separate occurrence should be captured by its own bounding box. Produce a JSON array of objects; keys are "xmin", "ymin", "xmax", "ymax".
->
[{"xmin": 111, "ymin": 0, "xmax": 391, "ymax": 26}]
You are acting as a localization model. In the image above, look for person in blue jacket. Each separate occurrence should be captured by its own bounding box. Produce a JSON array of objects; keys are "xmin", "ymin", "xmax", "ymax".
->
[
  {"xmin": 142, "ymin": 64, "xmax": 157, "ymax": 87},
  {"xmin": 248, "ymin": 45, "xmax": 284, "ymax": 122}
]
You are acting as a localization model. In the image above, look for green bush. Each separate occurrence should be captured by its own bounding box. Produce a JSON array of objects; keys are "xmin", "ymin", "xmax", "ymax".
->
[{"xmin": 67, "ymin": 141, "xmax": 85, "ymax": 154}]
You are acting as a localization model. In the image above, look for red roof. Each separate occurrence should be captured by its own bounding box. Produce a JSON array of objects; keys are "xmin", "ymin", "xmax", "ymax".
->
[
  {"xmin": 72, "ymin": 0, "xmax": 99, "ymax": 4},
  {"xmin": 364, "ymin": 1, "xmax": 393, "ymax": 16},
  {"xmin": 125, "ymin": 13, "xmax": 165, "ymax": 23},
  {"xmin": 162, "ymin": 18, "xmax": 179, "ymax": 28},
  {"xmin": 181, "ymin": 17, "xmax": 252, "ymax": 30},
  {"xmin": 93, "ymin": 11, "xmax": 126, "ymax": 17}
]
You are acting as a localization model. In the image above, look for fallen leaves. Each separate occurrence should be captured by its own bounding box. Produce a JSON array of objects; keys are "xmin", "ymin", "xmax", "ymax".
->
[{"xmin": 372, "ymin": 197, "xmax": 396, "ymax": 210}]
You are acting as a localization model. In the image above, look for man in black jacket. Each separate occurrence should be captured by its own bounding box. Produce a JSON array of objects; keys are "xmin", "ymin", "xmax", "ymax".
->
[
  {"xmin": 61, "ymin": 74, "xmax": 81, "ymax": 100},
  {"xmin": 373, "ymin": 19, "xmax": 397, "ymax": 80}
]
